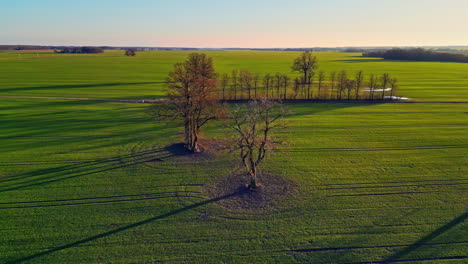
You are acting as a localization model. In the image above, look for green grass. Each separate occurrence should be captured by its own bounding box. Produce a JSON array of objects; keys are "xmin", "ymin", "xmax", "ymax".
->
[
  {"xmin": 0, "ymin": 50, "xmax": 467, "ymax": 101},
  {"xmin": 0, "ymin": 98, "xmax": 466, "ymax": 263},
  {"xmin": 0, "ymin": 51, "xmax": 467, "ymax": 263}
]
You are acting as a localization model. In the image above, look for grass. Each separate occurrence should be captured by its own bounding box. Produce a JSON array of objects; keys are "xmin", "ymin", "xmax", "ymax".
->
[
  {"xmin": 0, "ymin": 50, "xmax": 467, "ymax": 263},
  {"xmin": 0, "ymin": 97, "xmax": 466, "ymax": 263},
  {"xmin": 0, "ymin": 50, "xmax": 467, "ymax": 101}
]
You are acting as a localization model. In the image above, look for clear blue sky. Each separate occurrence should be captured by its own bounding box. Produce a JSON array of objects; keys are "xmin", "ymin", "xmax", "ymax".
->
[{"xmin": 2, "ymin": 0, "xmax": 467, "ymax": 48}]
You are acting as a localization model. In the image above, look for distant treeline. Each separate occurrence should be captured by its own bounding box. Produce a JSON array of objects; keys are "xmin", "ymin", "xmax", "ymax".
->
[
  {"xmin": 55, "ymin": 47, "xmax": 104, "ymax": 54},
  {"xmin": 363, "ymin": 48, "xmax": 468, "ymax": 63},
  {"xmin": 1, "ymin": 45, "xmax": 468, "ymax": 53},
  {"xmin": 0, "ymin": 45, "xmax": 53, "ymax": 50},
  {"xmin": 217, "ymin": 70, "xmax": 400, "ymax": 101}
]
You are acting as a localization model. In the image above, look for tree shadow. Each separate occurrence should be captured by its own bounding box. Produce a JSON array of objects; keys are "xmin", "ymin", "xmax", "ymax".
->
[
  {"xmin": 0, "ymin": 82, "xmax": 166, "ymax": 93},
  {"xmin": 282, "ymin": 203, "xmax": 467, "ymax": 263},
  {"xmin": 333, "ymin": 58, "xmax": 387, "ymax": 63},
  {"xmin": 164, "ymin": 143, "xmax": 193, "ymax": 156},
  {"xmin": 283, "ymin": 101, "xmax": 385, "ymax": 118},
  {"xmin": 381, "ymin": 212, "xmax": 468, "ymax": 263},
  {"xmin": 0, "ymin": 148, "xmax": 177, "ymax": 193},
  {"xmin": 7, "ymin": 191, "xmax": 243, "ymax": 264}
]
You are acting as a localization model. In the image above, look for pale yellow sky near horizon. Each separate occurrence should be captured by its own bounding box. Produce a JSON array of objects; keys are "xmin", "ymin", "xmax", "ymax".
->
[{"xmin": 2, "ymin": 0, "xmax": 468, "ymax": 48}]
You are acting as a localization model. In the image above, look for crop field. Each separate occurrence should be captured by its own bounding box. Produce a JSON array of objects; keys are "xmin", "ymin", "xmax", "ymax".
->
[
  {"xmin": 0, "ymin": 51, "xmax": 467, "ymax": 263},
  {"xmin": 1, "ymin": 50, "xmax": 468, "ymax": 101}
]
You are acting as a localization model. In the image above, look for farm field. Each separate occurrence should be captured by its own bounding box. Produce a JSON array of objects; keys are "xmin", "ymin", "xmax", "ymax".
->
[
  {"xmin": 0, "ymin": 50, "xmax": 467, "ymax": 263},
  {"xmin": 0, "ymin": 97, "xmax": 467, "ymax": 263},
  {"xmin": 0, "ymin": 50, "xmax": 468, "ymax": 101}
]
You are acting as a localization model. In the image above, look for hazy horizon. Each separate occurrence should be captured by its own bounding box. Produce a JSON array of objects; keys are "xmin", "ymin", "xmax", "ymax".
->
[{"xmin": 2, "ymin": 0, "xmax": 468, "ymax": 48}]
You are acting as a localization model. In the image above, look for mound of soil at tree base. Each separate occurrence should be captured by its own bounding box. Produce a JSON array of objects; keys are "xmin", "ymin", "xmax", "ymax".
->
[
  {"xmin": 165, "ymin": 138, "xmax": 228, "ymax": 161},
  {"xmin": 205, "ymin": 170, "xmax": 298, "ymax": 211}
]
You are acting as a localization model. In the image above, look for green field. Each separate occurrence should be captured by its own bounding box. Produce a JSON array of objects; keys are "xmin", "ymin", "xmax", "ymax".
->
[
  {"xmin": 0, "ymin": 51, "xmax": 467, "ymax": 263},
  {"xmin": 1, "ymin": 50, "xmax": 468, "ymax": 101}
]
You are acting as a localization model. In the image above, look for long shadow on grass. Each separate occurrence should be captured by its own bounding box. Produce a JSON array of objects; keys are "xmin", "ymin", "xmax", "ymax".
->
[
  {"xmin": 333, "ymin": 59, "xmax": 388, "ymax": 63},
  {"xmin": 380, "ymin": 212, "xmax": 468, "ymax": 263},
  {"xmin": 7, "ymin": 191, "xmax": 242, "ymax": 264},
  {"xmin": 0, "ymin": 82, "xmax": 166, "ymax": 93},
  {"xmin": 0, "ymin": 191, "xmax": 203, "ymax": 209},
  {"xmin": 285, "ymin": 212, "xmax": 468, "ymax": 263},
  {"xmin": 0, "ymin": 148, "xmax": 175, "ymax": 193},
  {"xmin": 283, "ymin": 101, "xmax": 387, "ymax": 117}
]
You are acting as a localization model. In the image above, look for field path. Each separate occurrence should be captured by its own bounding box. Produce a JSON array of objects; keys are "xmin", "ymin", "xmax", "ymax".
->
[{"xmin": 1, "ymin": 95, "xmax": 468, "ymax": 104}]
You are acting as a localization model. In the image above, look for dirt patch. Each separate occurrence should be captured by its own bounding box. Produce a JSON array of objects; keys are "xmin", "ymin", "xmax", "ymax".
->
[
  {"xmin": 204, "ymin": 170, "xmax": 298, "ymax": 211},
  {"xmin": 165, "ymin": 138, "xmax": 228, "ymax": 161}
]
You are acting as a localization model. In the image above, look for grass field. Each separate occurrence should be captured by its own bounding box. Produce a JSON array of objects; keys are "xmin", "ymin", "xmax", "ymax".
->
[
  {"xmin": 0, "ymin": 51, "xmax": 467, "ymax": 263},
  {"xmin": 1, "ymin": 50, "xmax": 468, "ymax": 101}
]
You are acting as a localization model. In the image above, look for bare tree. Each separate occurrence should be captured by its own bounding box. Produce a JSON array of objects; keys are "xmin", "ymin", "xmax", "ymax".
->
[
  {"xmin": 381, "ymin": 73, "xmax": 391, "ymax": 100},
  {"xmin": 149, "ymin": 53, "xmax": 220, "ymax": 152},
  {"xmin": 125, "ymin": 49, "xmax": 136, "ymax": 56},
  {"xmin": 291, "ymin": 51, "xmax": 318, "ymax": 96},
  {"xmin": 346, "ymin": 79, "xmax": 356, "ymax": 100},
  {"xmin": 239, "ymin": 70, "xmax": 253, "ymax": 100},
  {"xmin": 317, "ymin": 71, "xmax": 325, "ymax": 99},
  {"xmin": 307, "ymin": 73, "xmax": 314, "ymax": 100},
  {"xmin": 389, "ymin": 78, "xmax": 398, "ymax": 100},
  {"xmin": 293, "ymin": 77, "xmax": 301, "ymax": 99},
  {"xmin": 220, "ymin": 73, "xmax": 229, "ymax": 101},
  {"xmin": 337, "ymin": 70, "xmax": 347, "ymax": 100},
  {"xmin": 263, "ymin": 74, "xmax": 272, "ymax": 99},
  {"xmin": 355, "ymin": 71, "xmax": 364, "ymax": 100},
  {"xmin": 229, "ymin": 100, "xmax": 286, "ymax": 189},
  {"xmin": 231, "ymin": 70, "xmax": 239, "ymax": 100},
  {"xmin": 275, "ymin": 73, "xmax": 282, "ymax": 100},
  {"xmin": 330, "ymin": 72, "xmax": 337, "ymax": 99},
  {"xmin": 368, "ymin": 74, "xmax": 377, "ymax": 100},
  {"xmin": 253, "ymin": 73, "xmax": 259, "ymax": 100},
  {"xmin": 282, "ymin": 75, "xmax": 289, "ymax": 100}
]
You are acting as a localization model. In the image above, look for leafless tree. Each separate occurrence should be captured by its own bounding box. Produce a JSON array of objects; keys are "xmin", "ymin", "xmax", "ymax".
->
[
  {"xmin": 389, "ymin": 78, "xmax": 398, "ymax": 100},
  {"xmin": 346, "ymin": 79, "xmax": 356, "ymax": 100},
  {"xmin": 239, "ymin": 70, "xmax": 254, "ymax": 100},
  {"xmin": 355, "ymin": 71, "xmax": 364, "ymax": 100},
  {"xmin": 253, "ymin": 73, "xmax": 259, "ymax": 100},
  {"xmin": 231, "ymin": 69, "xmax": 239, "ymax": 100},
  {"xmin": 330, "ymin": 72, "xmax": 337, "ymax": 99},
  {"xmin": 220, "ymin": 73, "xmax": 229, "ymax": 101},
  {"xmin": 307, "ymin": 73, "xmax": 314, "ymax": 100},
  {"xmin": 293, "ymin": 77, "xmax": 301, "ymax": 99},
  {"xmin": 263, "ymin": 74, "xmax": 272, "ymax": 99},
  {"xmin": 381, "ymin": 73, "xmax": 391, "ymax": 100},
  {"xmin": 275, "ymin": 73, "xmax": 282, "ymax": 100},
  {"xmin": 368, "ymin": 74, "xmax": 377, "ymax": 100},
  {"xmin": 291, "ymin": 51, "xmax": 318, "ymax": 96},
  {"xmin": 125, "ymin": 49, "xmax": 136, "ymax": 56},
  {"xmin": 229, "ymin": 99, "xmax": 286, "ymax": 189},
  {"xmin": 317, "ymin": 71, "xmax": 325, "ymax": 99},
  {"xmin": 282, "ymin": 75, "xmax": 289, "ymax": 100},
  {"xmin": 148, "ymin": 53, "xmax": 220, "ymax": 152},
  {"xmin": 337, "ymin": 70, "xmax": 347, "ymax": 100}
]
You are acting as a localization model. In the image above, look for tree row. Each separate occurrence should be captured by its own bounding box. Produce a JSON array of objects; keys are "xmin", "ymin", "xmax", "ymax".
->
[{"xmin": 218, "ymin": 70, "xmax": 399, "ymax": 101}]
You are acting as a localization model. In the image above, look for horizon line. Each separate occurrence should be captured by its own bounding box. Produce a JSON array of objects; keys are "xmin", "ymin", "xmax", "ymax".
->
[{"xmin": 2, "ymin": 44, "xmax": 468, "ymax": 50}]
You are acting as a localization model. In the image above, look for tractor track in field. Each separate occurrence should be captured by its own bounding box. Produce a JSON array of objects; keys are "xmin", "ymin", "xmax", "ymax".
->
[{"xmin": 1, "ymin": 95, "xmax": 468, "ymax": 104}]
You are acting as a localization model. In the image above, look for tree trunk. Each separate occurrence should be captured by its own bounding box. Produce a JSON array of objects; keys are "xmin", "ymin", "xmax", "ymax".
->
[
  {"xmin": 248, "ymin": 169, "xmax": 258, "ymax": 189},
  {"xmin": 185, "ymin": 118, "xmax": 200, "ymax": 153},
  {"xmin": 318, "ymin": 83, "xmax": 321, "ymax": 100}
]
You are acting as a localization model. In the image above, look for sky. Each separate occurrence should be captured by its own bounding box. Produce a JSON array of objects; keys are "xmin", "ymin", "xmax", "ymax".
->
[{"xmin": 2, "ymin": 0, "xmax": 468, "ymax": 48}]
